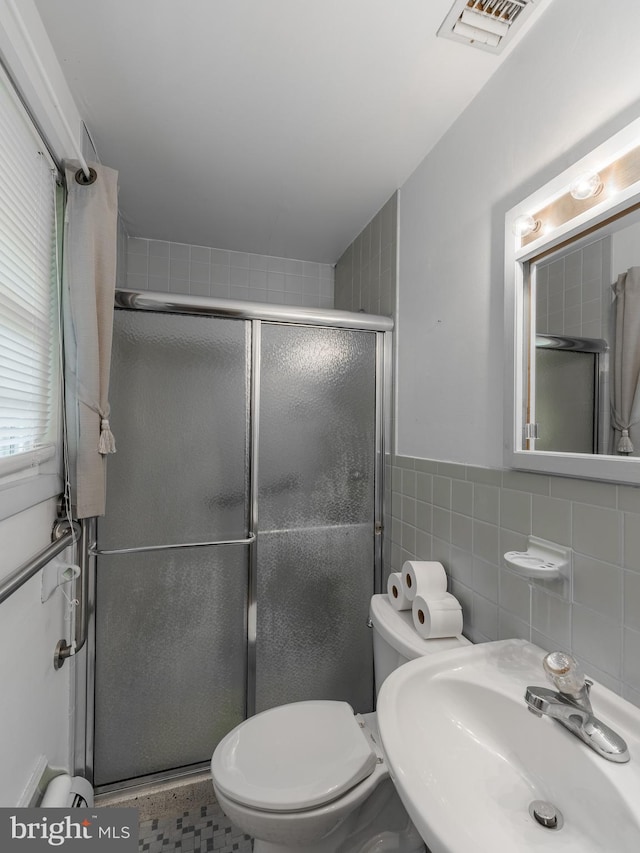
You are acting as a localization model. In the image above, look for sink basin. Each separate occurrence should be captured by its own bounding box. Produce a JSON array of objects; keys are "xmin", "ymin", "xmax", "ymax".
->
[{"xmin": 377, "ymin": 639, "xmax": 640, "ymax": 852}]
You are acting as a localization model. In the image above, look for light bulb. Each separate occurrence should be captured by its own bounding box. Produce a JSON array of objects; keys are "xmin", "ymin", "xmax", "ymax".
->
[
  {"xmin": 512, "ymin": 214, "xmax": 540, "ymax": 238},
  {"xmin": 569, "ymin": 172, "xmax": 603, "ymax": 200}
]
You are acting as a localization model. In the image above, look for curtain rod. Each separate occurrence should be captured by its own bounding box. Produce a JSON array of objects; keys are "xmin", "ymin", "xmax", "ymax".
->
[{"xmin": 5, "ymin": 0, "xmax": 91, "ymax": 181}]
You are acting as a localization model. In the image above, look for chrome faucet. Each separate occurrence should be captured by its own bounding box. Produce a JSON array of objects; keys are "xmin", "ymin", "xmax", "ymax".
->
[{"xmin": 525, "ymin": 651, "xmax": 630, "ymax": 764}]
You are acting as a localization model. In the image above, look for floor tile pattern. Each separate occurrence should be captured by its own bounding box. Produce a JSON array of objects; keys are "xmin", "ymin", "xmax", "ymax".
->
[{"xmin": 138, "ymin": 802, "xmax": 253, "ymax": 852}]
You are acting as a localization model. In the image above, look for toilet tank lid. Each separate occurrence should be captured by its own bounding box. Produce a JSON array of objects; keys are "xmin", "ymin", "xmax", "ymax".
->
[
  {"xmin": 211, "ymin": 700, "xmax": 377, "ymax": 812},
  {"xmin": 369, "ymin": 594, "xmax": 471, "ymax": 658}
]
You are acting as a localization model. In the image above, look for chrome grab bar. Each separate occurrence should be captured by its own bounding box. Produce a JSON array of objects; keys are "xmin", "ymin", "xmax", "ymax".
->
[
  {"xmin": 89, "ymin": 532, "xmax": 256, "ymax": 557},
  {"xmin": 0, "ymin": 518, "xmax": 80, "ymax": 606}
]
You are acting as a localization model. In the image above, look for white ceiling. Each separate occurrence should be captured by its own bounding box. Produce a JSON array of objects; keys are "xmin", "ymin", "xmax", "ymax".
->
[{"xmin": 35, "ymin": 0, "xmax": 545, "ymax": 263}]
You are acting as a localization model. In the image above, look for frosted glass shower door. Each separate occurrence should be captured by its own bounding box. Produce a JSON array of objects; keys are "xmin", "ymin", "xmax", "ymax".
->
[
  {"xmin": 255, "ymin": 324, "xmax": 377, "ymax": 714},
  {"xmin": 94, "ymin": 311, "xmax": 250, "ymax": 787}
]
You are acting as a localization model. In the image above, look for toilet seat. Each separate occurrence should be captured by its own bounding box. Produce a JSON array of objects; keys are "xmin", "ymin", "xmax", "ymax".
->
[{"xmin": 211, "ymin": 700, "xmax": 377, "ymax": 812}]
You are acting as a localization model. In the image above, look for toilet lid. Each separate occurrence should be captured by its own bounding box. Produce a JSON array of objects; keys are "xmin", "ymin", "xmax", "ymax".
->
[{"xmin": 211, "ymin": 700, "xmax": 377, "ymax": 812}]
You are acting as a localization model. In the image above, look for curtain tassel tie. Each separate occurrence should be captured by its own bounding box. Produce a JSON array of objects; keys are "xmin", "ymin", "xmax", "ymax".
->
[
  {"xmin": 98, "ymin": 418, "xmax": 116, "ymax": 455},
  {"xmin": 618, "ymin": 428, "xmax": 634, "ymax": 454}
]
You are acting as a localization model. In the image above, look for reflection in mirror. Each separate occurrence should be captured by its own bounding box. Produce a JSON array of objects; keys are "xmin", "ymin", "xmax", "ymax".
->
[
  {"xmin": 525, "ymin": 207, "xmax": 640, "ymax": 457},
  {"xmin": 504, "ymin": 115, "xmax": 640, "ymax": 484}
]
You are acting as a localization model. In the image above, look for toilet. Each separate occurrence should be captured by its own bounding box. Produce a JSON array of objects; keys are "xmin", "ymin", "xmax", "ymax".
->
[{"xmin": 211, "ymin": 593, "xmax": 471, "ymax": 853}]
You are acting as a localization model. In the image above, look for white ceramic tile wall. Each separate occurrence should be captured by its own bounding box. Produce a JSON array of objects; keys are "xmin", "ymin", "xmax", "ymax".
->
[
  {"xmin": 334, "ymin": 192, "xmax": 397, "ymax": 316},
  {"xmin": 126, "ymin": 238, "xmax": 334, "ymax": 310},
  {"xmin": 389, "ymin": 454, "xmax": 640, "ymax": 708}
]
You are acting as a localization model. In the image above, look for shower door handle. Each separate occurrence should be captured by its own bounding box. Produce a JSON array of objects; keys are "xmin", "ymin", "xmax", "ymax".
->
[{"xmin": 90, "ymin": 532, "xmax": 256, "ymax": 557}]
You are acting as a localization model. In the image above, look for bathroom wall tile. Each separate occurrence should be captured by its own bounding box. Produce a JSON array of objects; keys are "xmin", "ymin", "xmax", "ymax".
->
[
  {"xmin": 473, "ymin": 484, "xmax": 500, "ymax": 525},
  {"xmin": 502, "ymin": 470, "xmax": 550, "ymax": 496},
  {"xmin": 501, "ymin": 489, "xmax": 531, "ymax": 535},
  {"xmin": 450, "ymin": 580, "xmax": 474, "ymax": 637},
  {"xmin": 623, "ymin": 570, "xmax": 640, "ymax": 632},
  {"xmin": 448, "ymin": 546, "xmax": 473, "ymax": 587},
  {"xmin": 572, "ymin": 503, "xmax": 621, "ymax": 563},
  {"xmin": 401, "ymin": 521, "xmax": 416, "ymax": 555},
  {"xmin": 499, "ymin": 527, "xmax": 528, "ymax": 555},
  {"xmin": 416, "ymin": 472, "xmax": 433, "ymax": 503},
  {"xmin": 170, "ymin": 258, "xmax": 189, "ymax": 279},
  {"xmin": 170, "ymin": 278, "xmax": 189, "ymax": 295},
  {"xmin": 433, "ymin": 476, "xmax": 452, "ymax": 509},
  {"xmin": 472, "ymin": 556, "xmax": 498, "ymax": 602},
  {"xmin": 622, "ymin": 628, "xmax": 640, "ymax": 691},
  {"xmin": 230, "ymin": 286, "xmax": 250, "ymax": 301},
  {"xmin": 127, "ymin": 273, "xmax": 148, "ymax": 291},
  {"xmin": 432, "ymin": 538, "xmax": 451, "ymax": 568},
  {"xmin": 212, "ymin": 263, "xmax": 230, "ymax": 285},
  {"xmin": 451, "ymin": 512, "xmax": 473, "ymax": 552},
  {"xmin": 148, "ymin": 275, "xmax": 169, "ymax": 292},
  {"xmin": 572, "ymin": 604, "xmax": 622, "ymax": 678},
  {"xmin": 395, "ymin": 456, "xmax": 415, "ymax": 470},
  {"xmin": 189, "ymin": 280, "xmax": 210, "ymax": 297},
  {"xmin": 473, "ymin": 594, "xmax": 499, "ymax": 641},
  {"xmin": 531, "ymin": 494, "xmax": 571, "ymax": 545},
  {"xmin": 622, "ymin": 683, "xmax": 640, "ymax": 710},
  {"xmin": 472, "ymin": 520, "xmax": 499, "ymax": 565},
  {"xmin": 415, "ymin": 501, "xmax": 432, "ymax": 533},
  {"xmin": 414, "ymin": 458, "xmax": 438, "ymax": 474},
  {"xmin": 572, "ymin": 554, "xmax": 623, "ymax": 620},
  {"xmin": 230, "ymin": 267, "xmax": 250, "ymax": 287},
  {"xmin": 572, "ymin": 658, "xmax": 621, "ymax": 695},
  {"xmin": 211, "ymin": 283, "xmax": 231, "ymax": 299},
  {"xmin": 618, "ymin": 486, "xmax": 640, "ymax": 514},
  {"xmin": 149, "ymin": 240, "xmax": 170, "ymax": 257},
  {"xmin": 415, "ymin": 529, "xmax": 431, "ymax": 560},
  {"xmin": 148, "ymin": 254, "xmax": 169, "ymax": 277},
  {"xmin": 190, "ymin": 261, "xmax": 210, "ymax": 284},
  {"xmin": 169, "ymin": 242, "xmax": 189, "ymax": 260},
  {"xmin": 127, "ymin": 237, "xmax": 148, "ymax": 255},
  {"xmin": 392, "ymin": 466, "xmax": 402, "ymax": 491},
  {"xmin": 436, "ymin": 462, "xmax": 467, "ymax": 480},
  {"xmin": 451, "ymin": 479, "xmax": 473, "ymax": 516},
  {"xmin": 250, "ymin": 269, "xmax": 268, "ymax": 289},
  {"xmin": 531, "ymin": 588, "xmax": 571, "ymax": 649},
  {"xmin": 432, "ymin": 507, "xmax": 451, "ymax": 542},
  {"xmin": 465, "ymin": 466, "xmax": 502, "ymax": 487},
  {"xmin": 127, "ymin": 252, "xmax": 148, "ymax": 275},
  {"xmin": 401, "ymin": 495, "xmax": 416, "ymax": 527},
  {"xmin": 499, "ymin": 568, "xmax": 530, "ymax": 622},
  {"xmin": 498, "ymin": 609, "xmax": 530, "ymax": 641},
  {"xmin": 190, "ymin": 245, "xmax": 210, "ymax": 263},
  {"xmin": 624, "ymin": 513, "xmax": 640, "ymax": 571},
  {"xmin": 402, "ymin": 469, "xmax": 417, "ymax": 498},
  {"xmin": 550, "ymin": 476, "xmax": 617, "ymax": 508},
  {"xmin": 212, "ymin": 249, "xmax": 230, "ymax": 266}
]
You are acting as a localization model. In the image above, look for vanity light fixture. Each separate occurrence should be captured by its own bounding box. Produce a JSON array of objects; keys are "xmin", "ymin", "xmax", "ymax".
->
[
  {"xmin": 569, "ymin": 171, "xmax": 603, "ymax": 200},
  {"xmin": 512, "ymin": 214, "xmax": 541, "ymax": 238}
]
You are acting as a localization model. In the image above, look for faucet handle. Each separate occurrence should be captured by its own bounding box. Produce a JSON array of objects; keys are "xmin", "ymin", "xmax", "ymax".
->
[{"xmin": 542, "ymin": 651, "xmax": 589, "ymax": 701}]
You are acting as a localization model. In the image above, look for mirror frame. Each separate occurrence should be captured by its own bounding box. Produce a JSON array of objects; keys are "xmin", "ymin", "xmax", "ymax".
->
[{"xmin": 504, "ymin": 116, "xmax": 640, "ymax": 485}]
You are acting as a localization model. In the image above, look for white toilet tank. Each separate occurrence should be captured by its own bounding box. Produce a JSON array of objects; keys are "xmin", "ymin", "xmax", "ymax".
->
[{"xmin": 369, "ymin": 593, "xmax": 471, "ymax": 696}]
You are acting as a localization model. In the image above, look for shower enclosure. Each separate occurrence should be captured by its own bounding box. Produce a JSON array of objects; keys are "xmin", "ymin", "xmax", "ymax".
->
[{"xmin": 84, "ymin": 291, "xmax": 392, "ymax": 790}]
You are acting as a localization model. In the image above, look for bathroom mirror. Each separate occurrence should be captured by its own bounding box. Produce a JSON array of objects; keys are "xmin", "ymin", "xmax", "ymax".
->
[{"xmin": 504, "ymin": 116, "xmax": 640, "ymax": 484}]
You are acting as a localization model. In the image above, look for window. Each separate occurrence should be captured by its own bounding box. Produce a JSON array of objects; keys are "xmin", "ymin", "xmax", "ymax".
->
[{"xmin": 0, "ymin": 65, "xmax": 62, "ymax": 512}]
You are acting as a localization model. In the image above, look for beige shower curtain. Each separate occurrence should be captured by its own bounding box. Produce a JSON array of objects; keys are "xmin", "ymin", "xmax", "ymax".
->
[
  {"xmin": 62, "ymin": 161, "xmax": 119, "ymax": 517},
  {"xmin": 610, "ymin": 266, "xmax": 640, "ymax": 455}
]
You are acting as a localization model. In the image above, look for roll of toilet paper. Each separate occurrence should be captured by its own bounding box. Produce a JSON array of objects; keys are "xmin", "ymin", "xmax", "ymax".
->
[
  {"xmin": 387, "ymin": 572, "xmax": 411, "ymax": 610},
  {"xmin": 402, "ymin": 560, "xmax": 447, "ymax": 602},
  {"xmin": 412, "ymin": 593, "xmax": 463, "ymax": 639}
]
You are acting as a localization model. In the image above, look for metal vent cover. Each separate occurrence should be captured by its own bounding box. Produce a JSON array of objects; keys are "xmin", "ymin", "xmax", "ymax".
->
[{"xmin": 437, "ymin": 0, "xmax": 549, "ymax": 53}]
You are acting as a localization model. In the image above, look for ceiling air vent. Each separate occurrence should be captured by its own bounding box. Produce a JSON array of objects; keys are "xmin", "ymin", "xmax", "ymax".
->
[{"xmin": 437, "ymin": 0, "xmax": 546, "ymax": 53}]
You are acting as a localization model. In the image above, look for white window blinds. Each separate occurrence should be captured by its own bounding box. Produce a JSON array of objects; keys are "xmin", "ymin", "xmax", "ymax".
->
[{"xmin": 0, "ymin": 68, "xmax": 59, "ymax": 474}]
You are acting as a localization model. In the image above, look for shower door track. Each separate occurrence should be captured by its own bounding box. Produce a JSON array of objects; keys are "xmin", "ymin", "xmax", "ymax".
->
[{"xmin": 77, "ymin": 290, "xmax": 393, "ymax": 792}]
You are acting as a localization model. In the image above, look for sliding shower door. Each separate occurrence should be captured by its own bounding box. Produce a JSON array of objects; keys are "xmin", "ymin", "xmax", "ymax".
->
[
  {"xmin": 255, "ymin": 324, "xmax": 377, "ymax": 713},
  {"xmin": 92, "ymin": 302, "xmax": 386, "ymax": 788},
  {"xmin": 94, "ymin": 311, "xmax": 251, "ymax": 787}
]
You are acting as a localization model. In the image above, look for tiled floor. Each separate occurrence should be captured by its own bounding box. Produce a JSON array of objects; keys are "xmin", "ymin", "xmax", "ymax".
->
[
  {"xmin": 96, "ymin": 772, "xmax": 253, "ymax": 853},
  {"xmin": 138, "ymin": 802, "xmax": 252, "ymax": 853}
]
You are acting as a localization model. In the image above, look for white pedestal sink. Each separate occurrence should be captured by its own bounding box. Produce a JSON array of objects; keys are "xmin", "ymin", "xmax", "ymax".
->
[{"xmin": 377, "ymin": 639, "xmax": 640, "ymax": 852}]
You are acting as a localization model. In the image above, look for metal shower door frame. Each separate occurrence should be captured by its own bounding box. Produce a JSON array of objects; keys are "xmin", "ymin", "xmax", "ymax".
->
[{"xmin": 73, "ymin": 291, "xmax": 393, "ymax": 791}]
